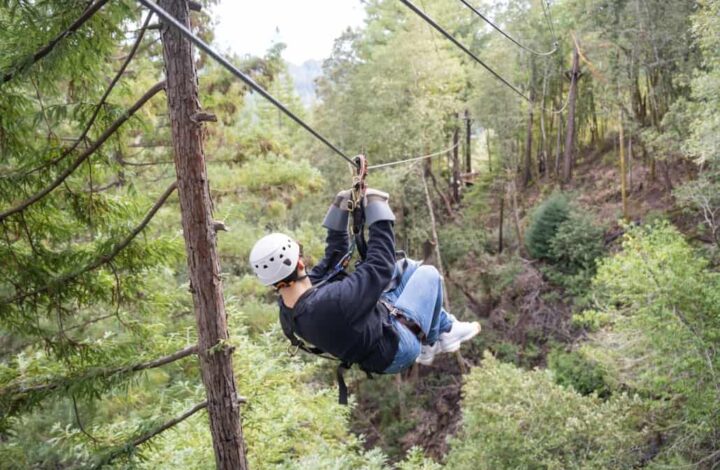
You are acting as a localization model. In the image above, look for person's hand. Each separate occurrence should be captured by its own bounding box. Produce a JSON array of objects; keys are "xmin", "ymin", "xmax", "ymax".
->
[
  {"xmin": 364, "ymin": 188, "xmax": 395, "ymax": 226},
  {"xmin": 322, "ymin": 189, "xmax": 352, "ymax": 231}
]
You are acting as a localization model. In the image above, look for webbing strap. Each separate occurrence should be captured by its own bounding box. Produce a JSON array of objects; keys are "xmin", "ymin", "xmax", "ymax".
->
[{"xmin": 337, "ymin": 363, "xmax": 350, "ymax": 405}]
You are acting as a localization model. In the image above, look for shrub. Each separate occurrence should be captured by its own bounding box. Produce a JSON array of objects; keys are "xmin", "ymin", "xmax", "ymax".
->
[
  {"xmin": 585, "ymin": 221, "xmax": 720, "ymax": 463},
  {"xmin": 548, "ymin": 349, "xmax": 611, "ymax": 397},
  {"xmin": 438, "ymin": 223, "xmax": 485, "ymax": 266},
  {"xmin": 549, "ymin": 214, "xmax": 605, "ymax": 275},
  {"xmin": 525, "ymin": 192, "xmax": 570, "ymax": 260},
  {"xmin": 445, "ymin": 353, "xmax": 645, "ymax": 469}
]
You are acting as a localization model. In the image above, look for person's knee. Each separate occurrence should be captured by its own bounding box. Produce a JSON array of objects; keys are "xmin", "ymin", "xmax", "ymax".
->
[{"xmin": 415, "ymin": 264, "xmax": 440, "ymax": 282}]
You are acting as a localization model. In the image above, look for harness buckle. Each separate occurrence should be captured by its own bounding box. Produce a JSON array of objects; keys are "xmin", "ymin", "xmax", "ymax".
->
[{"xmin": 287, "ymin": 343, "xmax": 300, "ymax": 356}]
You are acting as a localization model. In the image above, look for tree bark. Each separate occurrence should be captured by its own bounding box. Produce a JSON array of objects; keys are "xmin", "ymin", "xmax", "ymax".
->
[
  {"xmin": 464, "ymin": 109, "xmax": 472, "ymax": 175},
  {"xmin": 452, "ymin": 116, "xmax": 461, "ymax": 203},
  {"xmin": 619, "ymin": 108, "xmax": 629, "ymax": 222},
  {"xmin": 562, "ymin": 43, "xmax": 581, "ymax": 184},
  {"xmin": 498, "ymin": 193, "xmax": 504, "ymax": 254},
  {"xmin": 522, "ymin": 59, "xmax": 536, "ymax": 190},
  {"xmin": 158, "ymin": 2, "xmax": 248, "ymax": 469}
]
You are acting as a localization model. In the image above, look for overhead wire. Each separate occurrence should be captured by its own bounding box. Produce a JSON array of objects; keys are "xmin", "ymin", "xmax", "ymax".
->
[
  {"xmin": 405, "ymin": 0, "xmax": 570, "ymax": 115},
  {"xmin": 135, "ymin": 0, "xmax": 357, "ymax": 168},
  {"xmin": 368, "ymin": 142, "xmax": 460, "ymax": 170},
  {"xmin": 457, "ymin": 0, "xmax": 558, "ymax": 57},
  {"xmin": 399, "ymin": 0, "xmax": 530, "ymax": 102}
]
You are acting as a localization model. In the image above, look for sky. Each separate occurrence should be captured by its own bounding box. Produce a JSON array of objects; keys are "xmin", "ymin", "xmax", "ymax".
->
[{"xmin": 211, "ymin": 0, "xmax": 366, "ymax": 65}]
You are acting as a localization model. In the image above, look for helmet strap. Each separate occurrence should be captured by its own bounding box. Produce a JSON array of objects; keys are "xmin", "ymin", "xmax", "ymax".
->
[{"xmin": 274, "ymin": 274, "xmax": 308, "ymax": 291}]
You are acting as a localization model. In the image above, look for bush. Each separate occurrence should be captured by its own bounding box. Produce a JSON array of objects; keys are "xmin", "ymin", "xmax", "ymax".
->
[
  {"xmin": 445, "ymin": 353, "xmax": 645, "ymax": 469},
  {"xmin": 584, "ymin": 221, "xmax": 720, "ymax": 464},
  {"xmin": 548, "ymin": 349, "xmax": 611, "ymax": 397},
  {"xmin": 525, "ymin": 192, "xmax": 570, "ymax": 260},
  {"xmin": 438, "ymin": 223, "xmax": 485, "ymax": 266},
  {"xmin": 549, "ymin": 214, "xmax": 605, "ymax": 275}
]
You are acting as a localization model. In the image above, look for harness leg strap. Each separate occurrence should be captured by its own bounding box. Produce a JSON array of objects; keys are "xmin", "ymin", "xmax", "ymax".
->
[{"xmin": 337, "ymin": 363, "xmax": 351, "ymax": 405}]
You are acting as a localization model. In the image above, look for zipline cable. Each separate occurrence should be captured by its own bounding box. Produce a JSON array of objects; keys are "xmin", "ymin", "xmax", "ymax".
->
[
  {"xmin": 457, "ymin": 0, "xmax": 557, "ymax": 57},
  {"xmin": 368, "ymin": 142, "xmax": 460, "ymax": 170},
  {"xmin": 399, "ymin": 0, "xmax": 530, "ymax": 102},
  {"xmin": 135, "ymin": 0, "xmax": 357, "ymax": 168}
]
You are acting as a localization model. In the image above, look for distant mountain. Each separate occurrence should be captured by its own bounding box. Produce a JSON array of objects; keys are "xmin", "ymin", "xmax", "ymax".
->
[{"xmin": 287, "ymin": 59, "xmax": 323, "ymax": 107}]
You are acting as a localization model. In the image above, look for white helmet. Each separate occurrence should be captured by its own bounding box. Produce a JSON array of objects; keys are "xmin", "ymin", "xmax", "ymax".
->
[{"xmin": 249, "ymin": 233, "xmax": 300, "ymax": 286}]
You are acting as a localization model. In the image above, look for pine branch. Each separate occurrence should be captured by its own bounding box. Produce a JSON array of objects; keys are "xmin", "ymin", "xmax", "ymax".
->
[
  {"xmin": 0, "ymin": 81, "xmax": 166, "ymax": 223},
  {"xmin": 7, "ymin": 345, "xmax": 198, "ymax": 396},
  {"xmin": 1, "ymin": 0, "xmax": 112, "ymax": 83},
  {"xmin": 3, "ymin": 11, "xmax": 155, "ymax": 180},
  {"xmin": 94, "ymin": 401, "xmax": 208, "ymax": 468},
  {"xmin": 2, "ymin": 180, "xmax": 177, "ymax": 305}
]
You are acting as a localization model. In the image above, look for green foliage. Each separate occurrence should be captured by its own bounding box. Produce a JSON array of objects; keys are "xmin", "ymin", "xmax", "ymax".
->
[
  {"xmin": 584, "ymin": 221, "xmax": 720, "ymax": 463},
  {"xmin": 549, "ymin": 213, "xmax": 605, "ymax": 275},
  {"xmin": 446, "ymin": 353, "xmax": 645, "ymax": 469},
  {"xmin": 525, "ymin": 192, "xmax": 570, "ymax": 260},
  {"xmin": 548, "ymin": 349, "xmax": 610, "ymax": 397},
  {"xmin": 438, "ymin": 223, "xmax": 486, "ymax": 266}
]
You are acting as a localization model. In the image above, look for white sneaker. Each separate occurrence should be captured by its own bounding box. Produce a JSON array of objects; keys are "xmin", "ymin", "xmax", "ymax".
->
[
  {"xmin": 416, "ymin": 342, "xmax": 440, "ymax": 365},
  {"xmin": 438, "ymin": 320, "xmax": 481, "ymax": 353}
]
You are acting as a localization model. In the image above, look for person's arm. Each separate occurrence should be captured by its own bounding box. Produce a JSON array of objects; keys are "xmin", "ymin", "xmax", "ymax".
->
[
  {"xmin": 307, "ymin": 229, "xmax": 349, "ymax": 283},
  {"xmin": 330, "ymin": 190, "xmax": 397, "ymax": 320},
  {"xmin": 307, "ymin": 191, "xmax": 351, "ymax": 283}
]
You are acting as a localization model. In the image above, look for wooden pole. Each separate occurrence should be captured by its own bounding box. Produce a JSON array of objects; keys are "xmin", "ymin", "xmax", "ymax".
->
[{"xmin": 159, "ymin": 2, "xmax": 248, "ymax": 468}]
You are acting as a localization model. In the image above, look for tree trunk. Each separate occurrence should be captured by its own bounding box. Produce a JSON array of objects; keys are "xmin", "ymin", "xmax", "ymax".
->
[
  {"xmin": 159, "ymin": 2, "xmax": 248, "ymax": 469},
  {"xmin": 498, "ymin": 193, "xmax": 504, "ymax": 254},
  {"xmin": 452, "ymin": 116, "xmax": 460, "ymax": 203},
  {"xmin": 486, "ymin": 131, "xmax": 492, "ymax": 174},
  {"xmin": 522, "ymin": 60, "xmax": 536, "ymax": 190},
  {"xmin": 464, "ymin": 109, "xmax": 472, "ymax": 175},
  {"xmin": 562, "ymin": 43, "xmax": 580, "ymax": 184},
  {"xmin": 619, "ymin": 108, "xmax": 629, "ymax": 222}
]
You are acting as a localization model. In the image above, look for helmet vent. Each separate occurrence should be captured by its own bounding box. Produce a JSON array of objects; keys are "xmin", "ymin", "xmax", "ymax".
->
[{"xmin": 283, "ymin": 259, "xmax": 292, "ymax": 266}]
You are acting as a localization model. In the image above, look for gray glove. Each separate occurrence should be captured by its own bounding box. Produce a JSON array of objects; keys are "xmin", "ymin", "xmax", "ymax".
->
[
  {"xmin": 322, "ymin": 190, "xmax": 351, "ymax": 231},
  {"xmin": 364, "ymin": 188, "xmax": 395, "ymax": 226}
]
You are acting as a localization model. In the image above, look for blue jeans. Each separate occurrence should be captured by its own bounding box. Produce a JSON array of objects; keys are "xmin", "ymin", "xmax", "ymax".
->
[{"xmin": 382, "ymin": 260, "xmax": 454, "ymax": 374}]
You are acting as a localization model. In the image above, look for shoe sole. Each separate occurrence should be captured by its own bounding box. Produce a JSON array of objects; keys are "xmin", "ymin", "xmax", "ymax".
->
[
  {"xmin": 440, "ymin": 322, "xmax": 481, "ymax": 353},
  {"xmin": 415, "ymin": 356, "xmax": 435, "ymax": 366}
]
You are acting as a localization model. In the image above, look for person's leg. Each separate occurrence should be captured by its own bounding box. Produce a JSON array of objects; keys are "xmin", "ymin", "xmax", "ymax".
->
[
  {"xmin": 383, "ymin": 317, "xmax": 421, "ymax": 374},
  {"xmin": 382, "ymin": 258, "xmax": 420, "ymax": 304},
  {"xmin": 392, "ymin": 265, "xmax": 453, "ymax": 344}
]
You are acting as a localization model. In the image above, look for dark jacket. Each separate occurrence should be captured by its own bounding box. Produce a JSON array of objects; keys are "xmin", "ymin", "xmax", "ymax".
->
[{"xmin": 278, "ymin": 221, "xmax": 399, "ymax": 373}]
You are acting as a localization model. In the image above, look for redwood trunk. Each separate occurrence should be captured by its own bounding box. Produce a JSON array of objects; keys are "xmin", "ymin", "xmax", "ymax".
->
[
  {"xmin": 159, "ymin": 1, "xmax": 248, "ymax": 468},
  {"xmin": 562, "ymin": 44, "xmax": 580, "ymax": 184}
]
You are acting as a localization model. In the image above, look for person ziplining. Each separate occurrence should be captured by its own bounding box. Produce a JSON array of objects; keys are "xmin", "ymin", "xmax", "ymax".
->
[
  {"xmin": 249, "ymin": 157, "xmax": 480, "ymax": 404},
  {"xmin": 135, "ymin": 0, "xmax": 558, "ymax": 403}
]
